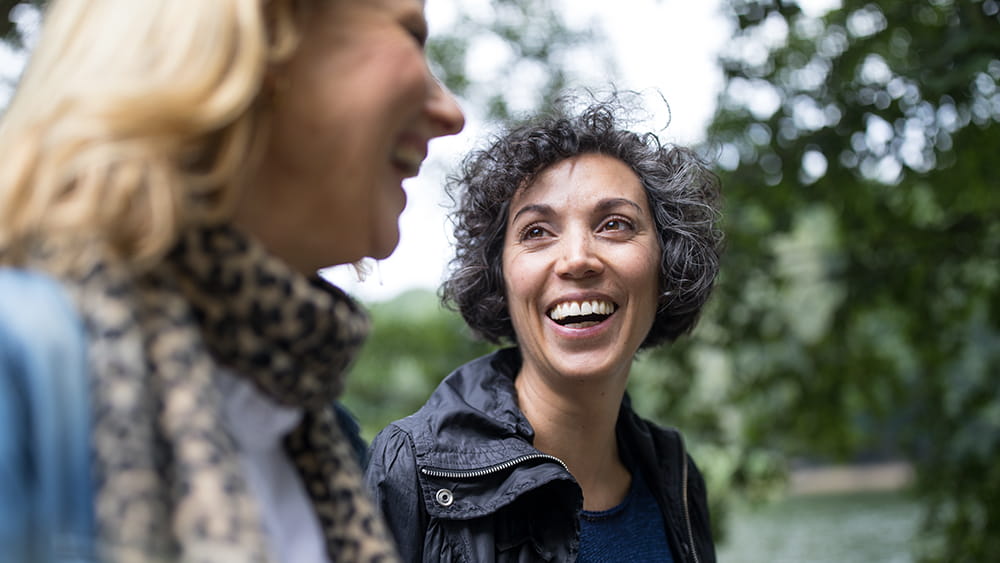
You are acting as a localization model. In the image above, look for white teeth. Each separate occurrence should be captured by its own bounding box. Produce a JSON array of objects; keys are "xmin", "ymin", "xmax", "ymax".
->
[{"xmin": 548, "ymin": 300, "xmax": 614, "ymax": 321}]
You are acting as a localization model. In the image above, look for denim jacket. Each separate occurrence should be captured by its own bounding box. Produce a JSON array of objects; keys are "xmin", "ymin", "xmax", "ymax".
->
[{"xmin": 0, "ymin": 269, "xmax": 96, "ymax": 562}]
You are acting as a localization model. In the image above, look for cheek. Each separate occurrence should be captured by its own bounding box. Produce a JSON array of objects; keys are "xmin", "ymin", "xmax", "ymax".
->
[
  {"xmin": 501, "ymin": 264, "xmax": 527, "ymax": 320},
  {"xmin": 625, "ymin": 248, "xmax": 662, "ymax": 313},
  {"xmin": 640, "ymin": 241, "xmax": 662, "ymax": 289},
  {"xmin": 501, "ymin": 255, "xmax": 532, "ymax": 301}
]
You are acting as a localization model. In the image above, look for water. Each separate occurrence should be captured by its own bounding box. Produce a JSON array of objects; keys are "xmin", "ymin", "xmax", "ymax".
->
[{"xmin": 716, "ymin": 491, "xmax": 924, "ymax": 562}]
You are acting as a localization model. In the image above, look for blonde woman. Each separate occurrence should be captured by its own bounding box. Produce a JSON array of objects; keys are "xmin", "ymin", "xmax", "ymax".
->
[{"xmin": 0, "ymin": 0, "xmax": 464, "ymax": 561}]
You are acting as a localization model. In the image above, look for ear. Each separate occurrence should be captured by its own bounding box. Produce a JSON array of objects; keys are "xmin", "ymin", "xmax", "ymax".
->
[{"xmin": 262, "ymin": 0, "xmax": 304, "ymax": 64}]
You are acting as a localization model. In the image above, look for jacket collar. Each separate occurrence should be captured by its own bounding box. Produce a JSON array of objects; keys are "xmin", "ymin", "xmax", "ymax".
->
[{"xmin": 407, "ymin": 348, "xmax": 540, "ymax": 470}]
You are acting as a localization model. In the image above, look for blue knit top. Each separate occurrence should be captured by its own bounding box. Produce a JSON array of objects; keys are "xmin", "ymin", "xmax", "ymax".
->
[{"xmin": 577, "ymin": 470, "xmax": 675, "ymax": 562}]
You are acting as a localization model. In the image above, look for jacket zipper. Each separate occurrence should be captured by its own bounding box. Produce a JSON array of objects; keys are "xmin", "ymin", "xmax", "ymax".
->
[
  {"xmin": 679, "ymin": 435, "xmax": 700, "ymax": 563},
  {"xmin": 420, "ymin": 453, "xmax": 568, "ymax": 479}
]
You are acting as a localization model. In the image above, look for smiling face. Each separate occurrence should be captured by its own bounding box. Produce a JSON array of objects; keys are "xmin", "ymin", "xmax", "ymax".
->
[
  {"xmin": 502, "ymin": 153, "xmax": 662, "ymax": 386},
  {"xmin": 236, "ymin": 0, "xmax": 465, "ymax": 274}
]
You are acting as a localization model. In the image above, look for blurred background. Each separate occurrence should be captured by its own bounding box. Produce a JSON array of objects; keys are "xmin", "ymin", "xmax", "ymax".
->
[{"xmin": 3, "ymin": 1, "xmax": 998, "ymax": 561}]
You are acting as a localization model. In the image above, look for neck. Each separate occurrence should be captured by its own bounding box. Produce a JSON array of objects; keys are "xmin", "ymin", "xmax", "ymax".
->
[{"xmin": 515, "ymin": 368, "xmax": 632, "ymax": 511}]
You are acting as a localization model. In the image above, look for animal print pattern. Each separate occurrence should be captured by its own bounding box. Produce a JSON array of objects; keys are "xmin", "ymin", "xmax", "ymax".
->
[{"xmin": 35, "ymin": 226, "xmax": 399, "ymax": 562}]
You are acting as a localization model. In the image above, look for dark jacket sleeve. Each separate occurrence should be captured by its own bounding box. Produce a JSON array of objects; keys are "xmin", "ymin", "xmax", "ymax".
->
[
  {"xmin": 333, "ymin": 401, "xmax": 369, "ymax": 469},
  {"xmin": 364, "ymin": 424, "xmax": 427, "ymax": 563}
]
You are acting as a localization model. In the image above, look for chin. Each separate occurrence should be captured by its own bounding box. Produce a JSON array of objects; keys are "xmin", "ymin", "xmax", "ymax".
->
[{"xmin": 370, "ymin": 236, "xmax": 401, "ymax": 260}]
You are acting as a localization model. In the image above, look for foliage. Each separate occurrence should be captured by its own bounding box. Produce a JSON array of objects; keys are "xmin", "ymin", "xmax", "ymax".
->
[
  {"xmin": 705, "ymin": 0, "xmax": 1000, "ymax": 560},
  {"xmin": 427, "ymin": 0, "xmax": 607, "ymax": 123}
]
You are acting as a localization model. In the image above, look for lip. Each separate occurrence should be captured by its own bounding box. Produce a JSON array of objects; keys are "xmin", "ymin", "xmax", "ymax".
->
[
  {"xmin": 544, "ymin": 291, "xmax": 619, "ymax": 338},
  {"xmin": 545, "ymin": 291, "xmax": 618, "ymax": 315},
  {"xmin": 391, "ymin": 134, "xmax": 429, "ymax": 178}
]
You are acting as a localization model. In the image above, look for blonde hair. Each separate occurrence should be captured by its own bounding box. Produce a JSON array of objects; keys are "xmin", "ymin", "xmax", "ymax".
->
[{"xmin": 0, "ymin": 0, "xmax": 305, "ymax": 269}]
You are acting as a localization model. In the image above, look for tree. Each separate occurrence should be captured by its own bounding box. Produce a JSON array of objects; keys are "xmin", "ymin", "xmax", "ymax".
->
[
  {"xmin": 705, "ymin": 0, "xmax": 1000, "ymax": 559},
  {"xmin": 427, "ymin": 0, "xmax": 606, "ymax": 123}
]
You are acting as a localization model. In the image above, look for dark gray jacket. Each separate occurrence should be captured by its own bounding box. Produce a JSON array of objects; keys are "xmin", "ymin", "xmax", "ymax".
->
[{"xmin": 364, "ymin": 349, "xmax": 716, "ymax": 562}]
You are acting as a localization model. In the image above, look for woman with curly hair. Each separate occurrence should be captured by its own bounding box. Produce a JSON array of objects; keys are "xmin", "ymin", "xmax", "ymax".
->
[
  {"xmin": 0, "ymin": 0, "xmax": 464, "ymax": 561},
  {"xmin": 365, "ymin": 98, "xmax": 721, "ymax": 562}
]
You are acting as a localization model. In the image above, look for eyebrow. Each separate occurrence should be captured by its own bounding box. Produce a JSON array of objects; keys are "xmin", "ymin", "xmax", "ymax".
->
[
  {"xmin": 595, "ymin": 197, "xmax": 644, "ymax": 214},
  {"xmin": 510, "ymin": 203, "xmax": 552, "ymax": 224},
  {"xmin": 509, "ymin": 197, "xmax": 644, "ymax": 225}
]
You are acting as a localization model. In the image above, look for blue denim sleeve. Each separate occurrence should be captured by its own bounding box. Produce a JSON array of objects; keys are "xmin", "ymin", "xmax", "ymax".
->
[{"xmin": 0, "ymin": 269, "xmax": 96, "ymax": 562}]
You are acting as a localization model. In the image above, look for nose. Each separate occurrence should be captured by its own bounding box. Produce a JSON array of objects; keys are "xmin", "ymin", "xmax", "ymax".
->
[
  {"xmin": 554, "ymin": 233, "xmax": 604, "ymax": 280},
  {"xmin": 425, "ymin": 75, "xmax": 465, "ymax": 137}
]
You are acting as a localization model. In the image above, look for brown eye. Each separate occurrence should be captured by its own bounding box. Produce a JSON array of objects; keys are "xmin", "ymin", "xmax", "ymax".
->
[
  {"xmin": 518, "ymin": 224, "xmax": 549, "ymax": 241},
  {"xmin": 602, "ymin": 217, "xmax": 634, "ymax": 232}
]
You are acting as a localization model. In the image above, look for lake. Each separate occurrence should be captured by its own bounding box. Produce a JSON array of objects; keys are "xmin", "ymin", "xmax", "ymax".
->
[{"xmin": 716, "ymin": 491, "xmax": 924, "ymax": 562}]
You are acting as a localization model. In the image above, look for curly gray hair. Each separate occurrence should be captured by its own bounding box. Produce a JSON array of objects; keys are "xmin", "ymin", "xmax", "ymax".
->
[{"xmin": 441, "ymin": 97, "xmax": 724, "ymax": 349}]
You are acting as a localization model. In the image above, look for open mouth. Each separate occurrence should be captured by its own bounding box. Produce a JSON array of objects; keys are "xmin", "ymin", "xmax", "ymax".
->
[
  {"xmin": 547, "ymin": 299, "xmax": 617, "ymax": 329},
  {"xmin": 391, "ymin": 144, "xmax": 425, "ymax": 177}
]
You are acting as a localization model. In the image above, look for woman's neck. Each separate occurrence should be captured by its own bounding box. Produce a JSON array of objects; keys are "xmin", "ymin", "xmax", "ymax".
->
[{"xmin": 514, "ymin": 368, "xmax": 632, "ymax": 511}]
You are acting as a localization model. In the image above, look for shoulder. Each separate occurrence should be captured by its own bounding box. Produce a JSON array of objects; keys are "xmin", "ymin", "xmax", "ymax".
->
[
  {"xmin": 0, "ymin": 266, "xmax": 89, "ymax": 419},
  {"xmin": 0, "ymin": 268, "xmax": 95, "ymax": 561},
  {"xmin": 0, "ymin": 268, "xmax": 80, "ymax": 328},
  {"xmin": 368, "ymin": 422, "xmax": 417, "ymax": 465},
  {"xmin": 0, "ymin": 268, "xmax": 86, "ymax": 369},
  {"xmin": 365, "ymin": 421, "xmax": 424, "ymax": 493}
]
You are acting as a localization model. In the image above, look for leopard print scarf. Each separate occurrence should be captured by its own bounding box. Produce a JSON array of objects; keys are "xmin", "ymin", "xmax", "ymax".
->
[{"xmin": 45, "ymin": 226, "xmax": 399, "ymax": 562}]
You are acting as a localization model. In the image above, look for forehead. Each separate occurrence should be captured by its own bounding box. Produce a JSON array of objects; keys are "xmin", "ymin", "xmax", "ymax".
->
[
  {"xmin": 335, "ymin": 0, "xmax": 424, "ymax": 11},
  {"xmin": 513, "ymin": 154, "xmax": 647, "ymax": 209},
  {"xmin": 315, "ymin": 0, "xmax": 424, "ymax": 19}
]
